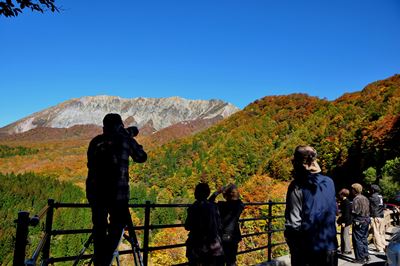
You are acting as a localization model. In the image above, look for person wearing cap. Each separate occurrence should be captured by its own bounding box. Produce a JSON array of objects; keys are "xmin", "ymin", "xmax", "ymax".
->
[
  {"xmin": 86, "ymin": 113, "xmax": 147, "ymax": 265},
  {"xmin": 284, "ymin": 145, "xmax": 338, "ymax": 266},
  {"xmin": 351, "ymin": 183, "xmax": 370, "ymax": 263},
  {"xmin": 209, "ymin": 184, "xmax": 244, "ymax": 266},
  {"xmin": 369, "ymin": 184, "xmax": 387, "ymax": 253}
]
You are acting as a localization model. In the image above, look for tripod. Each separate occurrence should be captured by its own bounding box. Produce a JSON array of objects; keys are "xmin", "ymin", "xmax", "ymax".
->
[{"xmin": 74, "ymin": 208, "xmax": 143, "ymax": 266}]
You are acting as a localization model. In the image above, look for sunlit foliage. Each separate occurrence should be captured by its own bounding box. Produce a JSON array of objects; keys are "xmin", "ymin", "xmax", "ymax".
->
[
  {"xmin": 0, "ymin": 172, "xmax": 90, "ymax": 265},
  {"xmin": 0, "ymin": 144, "xmax": 38, "ymax": 158}
]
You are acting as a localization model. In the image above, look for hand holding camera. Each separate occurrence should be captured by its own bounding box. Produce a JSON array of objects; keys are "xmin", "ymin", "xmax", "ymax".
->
[{"xmin": 125, "ymin": 126, "xmax": 139, "ymax": 138}]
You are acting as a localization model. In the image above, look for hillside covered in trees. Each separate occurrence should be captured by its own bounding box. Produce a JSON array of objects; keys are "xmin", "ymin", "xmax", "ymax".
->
[
  {"xmin": 0, "ymin": 172, "xmax": 90, "ymax": 265},
  {"xmin": 131, "ymin": 74, "xmax": 400, "ymax": 198}
]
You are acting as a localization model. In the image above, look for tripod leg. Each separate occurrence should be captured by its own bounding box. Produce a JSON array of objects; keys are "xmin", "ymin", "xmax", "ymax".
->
[
  {"xmin": 125, "ymin": 208, "xmax": 144, "ymax": 266},
  {"xmin": 115, "ymin": 252, "xmax": 120, "ymax": 266},
  {"xmin": 108, "ymin": 230, "xmax": 125, "ymax": 266},
  {"xmin": 123, "ymin": 233, "xmax": 143, "ymax": 266}
]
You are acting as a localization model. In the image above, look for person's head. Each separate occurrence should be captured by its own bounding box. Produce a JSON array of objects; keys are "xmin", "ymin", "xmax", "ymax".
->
[
  {"xmin": 370, "ymin": 184, "xmax": 381, "ymax": 194},
  {"xmin": 292, "ymin": 145, "xmax": 321, "ymax": 177},
  {"xmin": 338, "ymin": 188, "xmax": 350, "ymax": 200},
  {"xmin": 223, "ymin": 184, "xmax": 240, "ymax": 201},
  {"xmin": 194, "ymin": 183, "xmax": 210, "ymax": 200},
  {"xmin": 351, "ymin": 183, "xmax": 363, "ymax": 196},
  {"xmin": 103, "ymin": 113, "xmax": 124, "ymax": 133}
]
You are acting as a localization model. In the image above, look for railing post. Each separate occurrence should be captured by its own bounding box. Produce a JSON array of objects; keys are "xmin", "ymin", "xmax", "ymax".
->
[
  {"xmin": 13, "ymin": 211, "xmax": 30, "ymax": 266},
  {"xmin": 267, "ymin": 200, "xmax": 273, "ymax": 262},
  {"xmin": 42, "ymin": 199, "xmax": 55, "ymax": 265},
  {"xmin": 143, "ymin": 200, "xmax": 151, "ymax": 266}
]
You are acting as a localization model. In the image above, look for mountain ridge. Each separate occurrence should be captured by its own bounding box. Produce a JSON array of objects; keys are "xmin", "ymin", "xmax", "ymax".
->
[{"xmin": 0, "ymin": 95, "xmax": 239, "ymax": 135}]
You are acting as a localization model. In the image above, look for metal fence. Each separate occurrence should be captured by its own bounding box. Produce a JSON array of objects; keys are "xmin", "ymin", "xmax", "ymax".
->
[{"xmin": 13, "ymin": 199, "xmax": 287, "ymax": 266}]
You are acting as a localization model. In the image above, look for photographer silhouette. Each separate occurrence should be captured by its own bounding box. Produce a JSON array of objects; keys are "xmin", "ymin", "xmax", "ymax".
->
[{"xmin": 86, "ymin": 113, "xmax": 147, "ymax": 266}]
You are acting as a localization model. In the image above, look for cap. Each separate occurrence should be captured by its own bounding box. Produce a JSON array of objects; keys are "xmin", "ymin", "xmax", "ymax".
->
[
  {"xmin": 103, "ymin": 113, "xmax": 123, "ymax": 130},
  {"xmin": 293, "ymin": 145, "xmax": 321, "ymax": 173}
]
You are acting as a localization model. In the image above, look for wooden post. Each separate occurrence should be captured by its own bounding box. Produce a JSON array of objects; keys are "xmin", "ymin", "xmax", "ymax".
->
[
  {"xmin": 42, "ymin": 199, "xmax": 55, "ymax": 265},
  {"xmin": 267, "ymin": 200, "xmax": 273, "ymax": 262},
  {"xmin": 143, "ymin": 201, "xmax": 151, "ymax": 266},
  {"xmin": 13, "ymin": 211, "xmax": 30, "ymax": 266}
]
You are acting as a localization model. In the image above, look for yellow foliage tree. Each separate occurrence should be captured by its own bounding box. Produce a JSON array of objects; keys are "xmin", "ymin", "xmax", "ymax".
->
[{"xmin": 150, "ymin": 227, "xmax": 188, "ymax": 265}]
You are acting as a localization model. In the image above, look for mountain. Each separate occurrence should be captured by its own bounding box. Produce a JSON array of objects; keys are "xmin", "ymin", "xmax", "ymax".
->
[{"xmin": 0, "ymin": 96, "xmax": 239, "ymax": 136}]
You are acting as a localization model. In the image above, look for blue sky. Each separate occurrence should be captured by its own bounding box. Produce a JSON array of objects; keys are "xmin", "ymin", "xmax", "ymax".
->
[{"xmin": 0, "ymin": 0, "xmax": 399, "ymax": 127}]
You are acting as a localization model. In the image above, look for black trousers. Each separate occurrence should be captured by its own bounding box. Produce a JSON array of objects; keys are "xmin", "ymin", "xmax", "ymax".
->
[
  {"xmin": 90, "ymin": 200, "xmax": 128, "ymax": 266},
  {"xmin": 352, "ymin": 220, "xmax": 370, "ymax": 261},
  {"xmin": 222, "ymin": 241, "xmax": 239, "ymax": 266},
  {"xmin": 286, "ymin": 234, "xmax": 338, "ymax": 266}
]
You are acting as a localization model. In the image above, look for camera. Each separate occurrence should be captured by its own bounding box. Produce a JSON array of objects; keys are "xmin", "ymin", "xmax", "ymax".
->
[{"xmin": 126, "ymin": 126, "xmax": 139, "ymax": 137}]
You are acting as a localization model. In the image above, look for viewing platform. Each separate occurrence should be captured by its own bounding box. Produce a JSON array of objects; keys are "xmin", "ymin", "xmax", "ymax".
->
[
  {"xmin": 14, "ymin": 199, "xmax": 399, "ymax": 265},
  {"xmin": 260, "ymin": 226, "xmax": 400, "ymax": 266}
]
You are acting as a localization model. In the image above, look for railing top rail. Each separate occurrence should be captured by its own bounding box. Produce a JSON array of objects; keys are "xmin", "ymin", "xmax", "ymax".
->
[
  {"xmin": 25, "ymin": 200, "xmax": 286, "ymax": 231},
  {"xmin": 53, "ymin": 202, "xmax": 91, "ymax": 208},
  {"xmin": 245, "ymin": 201, "xmax": 286, "ymax": 206},
  {"xmin": 36, "ymin": 205, "xmax": 50, "ymax": 220},
  {"xmin": 52, "ymin": 201, "xmax": 286, "ymax": 209}
]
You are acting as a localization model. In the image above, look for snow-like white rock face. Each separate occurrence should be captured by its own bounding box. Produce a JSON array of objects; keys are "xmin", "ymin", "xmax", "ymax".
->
[{"xmin": 1, "ymin": 96, "xmax": 240, "ymax": 134}]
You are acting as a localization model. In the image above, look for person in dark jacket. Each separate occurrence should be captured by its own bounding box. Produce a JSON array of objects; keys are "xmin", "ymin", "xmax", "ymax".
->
[
  {"xmin": 284, "ymin": 145, "xmax": 338, "ymax": 266},
  {"xmin": 185, "ymin": 183, "xmax": 224, "ymax": 266},
  {"xmin": 351, "ymin": 183, "xmax": 370, "ymax": 264},
  {"xmin": 337, "ymin": 188, "xmax": 352, "ymax": 254},
  {"xmin": 369, "ymin": 184, "xmax": 387, "ymax": 252},
  {"xmin": 86, "ymin": 113, "xmax": 147, "ymax": 266},
  {"xmin": 209, "ymin": 184, "xmax": 244, "ymax": 266}
]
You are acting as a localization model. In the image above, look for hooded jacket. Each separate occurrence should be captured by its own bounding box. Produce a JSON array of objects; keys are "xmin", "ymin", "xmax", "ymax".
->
[
  {"xmin": 285, "ymin": 173, "xmax": 338, "ymax": 252},
  {"xmin": 369, "ymin": 186, "xmax": 384, "ymax": 218}
]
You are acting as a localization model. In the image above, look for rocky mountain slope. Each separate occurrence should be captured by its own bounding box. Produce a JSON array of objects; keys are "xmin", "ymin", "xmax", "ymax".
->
[{"xmin": 0, "ymin": 96, "xmax": 239, "ymax": 135}]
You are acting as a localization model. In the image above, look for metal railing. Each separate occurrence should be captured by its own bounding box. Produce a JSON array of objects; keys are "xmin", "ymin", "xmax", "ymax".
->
[{"xmin": 13, "ymin": 199, "xmax": 287, "ymax": 266}]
